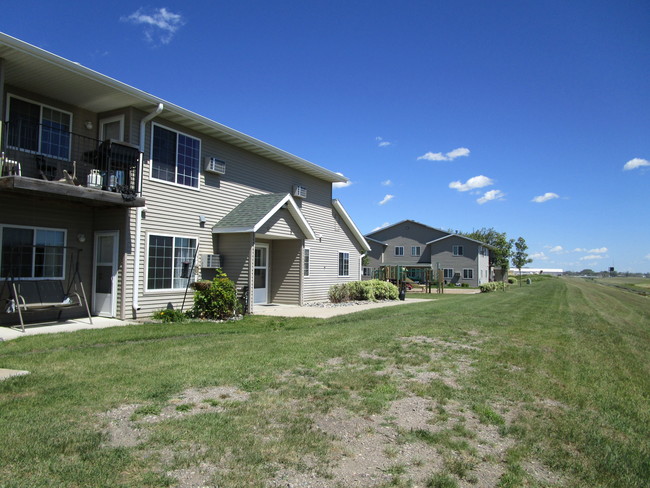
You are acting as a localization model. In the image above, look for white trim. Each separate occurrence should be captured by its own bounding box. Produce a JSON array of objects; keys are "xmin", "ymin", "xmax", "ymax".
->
[
  {"xmin": 453, "ymin": 245, "xmax": 464, "ymax": 256},
  {"xmin": 150, "ymin": 122, "xmax": 202, "ymax": 190},
  {"xmin": 251, "ymin": 194, "xmax": 316, "ymax": 240},
  {"xmin": 443, "ymin": 268, "xmax": 454, "ymax": 279},
  {"xmin": 303, "ymin": 247, "xmax": 310, "ymax": 277},
  {"xmin": 394, "ymin": 246, "xmax": 404, "ymax": 256},
  {"xmin": 99, "ymin": 114, "xmax": 125, "ymax": 141},
  {"xmin": 426, "ymin": 233, "xmax": 494, "ymax": 248},
  {"xmin": 144, "ymin": 232, "xmax": 198, "ymax": 293},
  {"xmin": 0, "ymin": 224, "xmax": 67, "ymax": 280},
  {"xmin": 92, "ymin": 230, "xmax": 119, "ymax": 317},
  {"xmin": 253, "ymin": 243, "xmax": 269, "ymax": 304},
  {"xmin": 411, "ymin": 246, "xmax": 421, "ymax": 257},
  {"xmin": 332, "ymin": 199, "xmax": 371, "ymax": 251},
  {"xmin": 338, "ymin": 250, "xmax": 350, "ymax": 277},
  {"xmin": 463, "ymin": 268, "xmax": 474, "ymax": 280}
]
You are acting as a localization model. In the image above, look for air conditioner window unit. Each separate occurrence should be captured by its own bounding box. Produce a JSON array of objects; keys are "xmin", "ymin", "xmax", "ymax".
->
[
  {"xmin": 293, "ymin": 185, "xmax": 307, "ymax": 198},
  {"xmin": 204, "ymin": 157, "xmax": 226, "ymax": 175},
  {"xmin": 202, "ymin": 254, "xmax": 222, "ymax": 268}
]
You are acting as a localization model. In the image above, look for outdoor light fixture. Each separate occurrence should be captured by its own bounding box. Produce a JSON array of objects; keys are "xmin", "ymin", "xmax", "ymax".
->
[
  {"xmin": 77, "ymin": 233, "xmax": 86, "ymax": 243},
  {"xmin": 85, "ymin": 120, "xmax": 93, "ymax": 130}
]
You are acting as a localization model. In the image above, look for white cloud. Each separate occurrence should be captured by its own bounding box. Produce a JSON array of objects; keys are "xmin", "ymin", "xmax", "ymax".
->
[
  {"xmin": 572, "ymin": 248, "xmax": 588, "ymax": 252},
  {"xmin": 645, "ymin": 254, "xmax": 650, "ymax": 260},
  {"xmin": 376, "ymin": 136, "xmax": 391, "ymax": 147},
  {"xmin": 449, "ymin": 175, "xmax": 494, "ymax": 192},
  {"xmin": 623, "ymin": 158, "xmax": 650, "ymax": 171},
  {"xmin": 418, "ymin": 147, "xmax": 470, "ymax": 162},
  {"xmin": 548, "ymin": 245, "xmax": 564, "ymax": 254},
  {"xmin": 532, "ymin": 192, "xmax": 560, "ymax": 203},
  {"xmin": 530, "ymin": 252, "xmax": 549, "ymax": 261},
  {"xmin": 122, "ymin": 7, "xmax": 185, "ymax": 45},
  {"xmin": 477, "ymin": 189, "xmax": 505, "ymax": 205},
  {"xmin": 372, "ymin": 222, "xmax": 391, "ymax": 232},
  {"xmin": 332, "ymin": 172, "xmax": 352, "ymax": 189},
  {"xmin": 580, "ymin": 255, "xmax": 605, "ymax": 261},
  {"xmin": 378, "ymin": 194, "xmax": 394, "ymax": 205},
  {"xmin": 381, "ymin": 179, "xmax": 392, "ymax": 186},
  {"xmin": 588, "ymin": 247, "xmax": 608, "ymax": 254}
]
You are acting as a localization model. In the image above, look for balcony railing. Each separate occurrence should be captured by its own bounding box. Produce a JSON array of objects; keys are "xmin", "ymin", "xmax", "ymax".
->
[{"xmin": 1, "ymin": 121, "xmax": 142, "ymax": 198}]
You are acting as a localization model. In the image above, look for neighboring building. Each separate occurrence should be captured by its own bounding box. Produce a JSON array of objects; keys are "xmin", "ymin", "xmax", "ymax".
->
[
  {"xmin": 511, "ymin": 268, "xmax": 563, "ymax": 276},
  {"xmin": 0, "ymin": 32, "xmax": 369, "ymax": 325},
  {"xmin": 364, "ymin": 220, "xmax": 492, "ymax": 287}
]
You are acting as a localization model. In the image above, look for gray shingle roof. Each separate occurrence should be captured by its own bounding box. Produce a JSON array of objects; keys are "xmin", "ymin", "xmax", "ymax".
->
[{"xmin": 212, "ymin": 193, "xmax": 287, "ymax": 230}]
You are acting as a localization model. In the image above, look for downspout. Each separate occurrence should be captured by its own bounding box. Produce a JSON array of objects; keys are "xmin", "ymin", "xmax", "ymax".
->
[
  {"xmin": 133, "ymin": 103, "xmax": 163, "ymax": 313},
  {"xmin": 359, "ymin": 252, "xmax": 366, "ymax": 280}
]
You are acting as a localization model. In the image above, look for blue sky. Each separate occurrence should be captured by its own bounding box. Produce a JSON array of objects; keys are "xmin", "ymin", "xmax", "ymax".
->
[{"xmin": 3, "ymin": 1, "xmax": 649, "ymax": 272}]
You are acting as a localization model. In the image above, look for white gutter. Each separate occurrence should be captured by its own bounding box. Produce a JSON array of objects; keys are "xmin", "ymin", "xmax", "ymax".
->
[{"xmin": 133, "ymin": 103, "xmax": 163, "ymax": 313}]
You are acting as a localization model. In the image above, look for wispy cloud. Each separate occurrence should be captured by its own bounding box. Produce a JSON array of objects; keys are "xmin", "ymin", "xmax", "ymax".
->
[
  {"xmin": 623, "ymin": 158, "xmax": 650, "ymax": 171},
  {"xmin": 580, "ymin": 254, "xmax": 605, "ymax": 261},
  {"xmin": 548, "ymin": 245, "xmax": 564, "ymax": 253},
  {"xmin": 378, "ymin": 194, "xmax": 394, "ymax": 205},
  {"xmin": 372, "ymin": 222, "xmax": 391, "ymax": 232},
  {"xmin": 449, "ymin": 175, "xmax": 494, "ymax": 192},
  {"xmin": 530, "ymin": 252, "xmax": 549, "ymax": 261},
  {"xmin": 645, "ymin": 254, "xmax": 650, "ymax": 260},
  {"xmin": 588, "ymin": 247, "xmax": 608, "ymax": 254},
  {"xmin": 381, "ymin": 179, "xmax": 392, "ymax": 186},
  {"xmin": 122, "ymin": 7, "xmax": 185, "ymax": 45},
  {"xmin": 532, "ymin": 192, "xmax": 560, "ymax": 203},
  {"xmin": 376, "ymin": 137, "xmax": 392, "ymax": 147},
  {"xmin": 418, "ymin": 147, "xmax": 470, "ymax": 162},
  {"xmin": 477, "ymin": 189, "xmax": 505, "ymax": 205},
  {"xmin": 332, "ymin": 172, "xmax": 352, "ymax": 189}
]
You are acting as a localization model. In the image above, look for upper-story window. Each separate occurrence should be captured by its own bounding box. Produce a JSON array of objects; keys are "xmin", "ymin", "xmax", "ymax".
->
[
  {"xmin": 7, "ymin": 96, "xmax": 72, "ymax": 160},
  {"xmin": 395, "ymin": 246, "xmax": 404, "ymax": 256},
  {"xmin": 453, "ymin": 245, "xmax": 464, "ymax": 256},
  {"xmin": 151, "ymin": 124, "xmax": 201, "ymax": 188},
  {"xmin": 411, "ymin": 246, "xmax": 421, "ymax": 257}
]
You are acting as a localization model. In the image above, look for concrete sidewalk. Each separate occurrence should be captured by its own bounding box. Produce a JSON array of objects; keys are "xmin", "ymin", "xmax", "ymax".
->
[
  {"xmin": 253, "ymin": 298, "xmax": 432, "ymax": 318},
  {"xmin": 0, "ymin": 316, "xmax": 138, "ymax": 342}
]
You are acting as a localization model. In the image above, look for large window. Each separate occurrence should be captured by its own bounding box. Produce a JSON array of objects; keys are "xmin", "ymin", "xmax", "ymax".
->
[
  {"xmin": 463, "ymin": 268, "xmax": 474, "ymax": 280},
  {"xmin": 147, "ymin": 234, "xmax": 197, "ymax": 290},
  {"xmin": 1, "ymin": 226, "xmax": 66, "ymax": 279},
  {"xmin": 394, "ymin": 246, "xmax": 404, "ymax": 256},
  {"xmin": 7, "ymin": 96, "xmax": 71, "ymax": 159},
  {"xmin": 338, "ymin": 252, "xmax": 350, "ymax": 276},
  {"xmin": 303, "ymin": 248, "xmax": 310, "ymax": 277},
  {"xmin": 152, "ymin": 124, "xmax": 201, "ymax": 188},
  {"xmin": 453, "ymin": 245, "xmax": 464, "ymax": 256},
  {"xmin": 411, "ymin": 246, "xmax": 421, "ymax": 257}
]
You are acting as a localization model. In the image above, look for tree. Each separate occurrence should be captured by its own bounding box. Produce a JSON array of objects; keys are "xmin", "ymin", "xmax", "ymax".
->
[
  {"xmin": 511, "ymin": 237, "xmax": 532, "ymax": 286},
  {"xmin": 464, "ymin": 227, "xmax": 513, "ymax": 277}
]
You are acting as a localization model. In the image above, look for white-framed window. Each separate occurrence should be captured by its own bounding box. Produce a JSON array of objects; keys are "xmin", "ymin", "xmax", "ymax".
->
[
  {"xmin": 338, "ymin": 252, "xmax": 350, "ymax": 276},
  {"xmin": 303, "ymin": 248, "xmax": 310, "ymax": 277},
  {"xmin": 151, "ymin": 124, "xmax": 201, "ymax": 189},
  {"xmin": 453, "ymin": 245, "xmax": 464, "ymax": 256},
  {"xmin": 146, "ymin": 234, "xmax": 197, "ymax": 290},
  {"xmin": 0, "ymin": 225, "xmax": 66, "ymax": 279},
  {"xmin": 463, "ymin": 268, "xmax": 474, "ymax": 280},
  {"xmin": 395, "ymin": 246, "xmax": 404, "ymax": 256},
  {"xmin": 7, "ymin": 95, "xmax": 72, "ymax": 160},
  {"xmin": 362, "ymin": 267, "xmax": 373, "ymax": 277},
  {"xmin": 99, "ymin": 114, "xmax": 125, "ymax": 141},
  {"xmin": 443, "ymin": 268, "xmax": 454, "ymax": 279},
  {"xmin": 411, "ymin": 246, "xmax": 421, "ymax": 257}
]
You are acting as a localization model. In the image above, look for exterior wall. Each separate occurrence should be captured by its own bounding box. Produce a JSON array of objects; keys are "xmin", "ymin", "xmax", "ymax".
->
[
  {"xmin": 429, "ymin": 236, "xmax": 481, "ymax": 287},
  {"xmin": 269, "ymin": 239, "xmax": 302, "ymax": 305}
]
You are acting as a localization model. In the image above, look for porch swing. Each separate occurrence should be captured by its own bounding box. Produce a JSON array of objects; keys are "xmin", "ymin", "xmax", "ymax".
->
[{"xmin": 1, "ymin": 245, "xmax": 93, "ymax": 332}]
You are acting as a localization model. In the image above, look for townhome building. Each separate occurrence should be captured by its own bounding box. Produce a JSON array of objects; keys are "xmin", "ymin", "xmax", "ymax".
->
[
  {"xmin": 0, "ymin": 33, "xmax": 369, "ymax": 327},
  {"xmin": 364, "ymin": 220, "xmax": 492, "ymax": 287}
]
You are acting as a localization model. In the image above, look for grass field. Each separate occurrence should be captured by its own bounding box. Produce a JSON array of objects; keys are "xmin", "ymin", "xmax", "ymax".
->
[
  {"xmin": 0, "ymin": 277, "xmax": 648, "ymax": 487},
  {"xmin": 591, "ymin": 276, "xmax": 650, "ymax": 296}
]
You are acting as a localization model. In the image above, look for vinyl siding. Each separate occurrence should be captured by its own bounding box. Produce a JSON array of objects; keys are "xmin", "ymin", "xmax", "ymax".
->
[
  {"xmin": 429, "ymin": 237, "xmax": 481, "ymax": 287},
  {"xmin": 269, "ymin": 239, "xmax": 302, "ymax": 305}
]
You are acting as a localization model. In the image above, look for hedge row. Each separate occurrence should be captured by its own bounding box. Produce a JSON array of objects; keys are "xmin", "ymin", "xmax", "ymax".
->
[
  {"xmin": 329, "ymin": 279, "xmax": 399, "ymax": 303},
  {"xmin": 479, "ymin": 281, "xmax": 509, "ymax": 293}
]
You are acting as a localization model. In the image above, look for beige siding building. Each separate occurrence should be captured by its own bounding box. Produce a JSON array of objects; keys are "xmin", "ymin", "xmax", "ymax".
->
[{"xmin": 0, "ymin": 33, "xmax": 369, "ymax": 327}]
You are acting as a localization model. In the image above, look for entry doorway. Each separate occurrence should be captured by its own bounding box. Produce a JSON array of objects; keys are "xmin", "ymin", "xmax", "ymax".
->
[
  {"xmin": 93, "ymin": 231, "xmax": 119, "ymax": 317},
  {"xmin": 254, "ymin": 243, "xmax": 269, "ymax": 304}
]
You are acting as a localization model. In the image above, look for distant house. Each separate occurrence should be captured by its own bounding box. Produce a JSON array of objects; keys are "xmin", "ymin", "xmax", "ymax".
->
[
  {"xmin": 364, "ymin": 220, "xmax": 493, "ymax": 287},
  {"xmin": 0, "ymin": 32, "xmax": 370, "ymax": 327},
  {"xmin": 512, "ymin": 268, "xmax": 563, "ymax": 276}
]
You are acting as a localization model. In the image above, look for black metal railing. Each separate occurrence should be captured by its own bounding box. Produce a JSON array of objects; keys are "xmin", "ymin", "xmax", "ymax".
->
[{"xmin": 1, "ymin": 121, "xmax": 142, "ymax": 197}]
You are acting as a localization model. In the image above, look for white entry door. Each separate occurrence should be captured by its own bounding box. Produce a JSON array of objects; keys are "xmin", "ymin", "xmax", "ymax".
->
[
  {"xmin": 254, "ymin": 244, "xmax": 269, "ymax": 304},
  {"xmin": 93, "ymin": 231, "xmax": 119, "ymax": 317}
]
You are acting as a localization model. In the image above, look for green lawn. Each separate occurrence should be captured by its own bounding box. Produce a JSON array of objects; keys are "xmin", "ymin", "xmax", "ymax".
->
[{"xmin": 1, "ymin": 278, "xmax": 648, "ymax": 487}]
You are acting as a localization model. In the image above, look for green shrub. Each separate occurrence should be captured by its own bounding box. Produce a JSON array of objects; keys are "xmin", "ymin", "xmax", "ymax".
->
[
  {"xmin": 328, "ymin": 280, "xmax": 399, "ymax": 303},
  {"xmin": 507, "ymin": 277, "xmax": 517, "ymax": 284},
  {"xmin": 460, "ymin": 282, "xmax": 470, "ymax": 288},
  {"xmin": 152, "ymin": 308, "xmax": 187, "ymax": 323},
  {"xmin": 479, "ymin": 281, "xmax": 508, "ymax": 293},
  {"xmin": 189, "ymin": 269, "xmax": 240, "ymax": 320}
]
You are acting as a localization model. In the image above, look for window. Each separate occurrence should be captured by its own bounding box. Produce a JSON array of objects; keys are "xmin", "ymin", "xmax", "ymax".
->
[
  {"xmin": 443, "ymin": 268, "xmax": 454, "ymax": 279},
  {"xmin": 1, "ymin": 226, "xmax": 66, "ymax": 279},
  {"xmin": 453, "ymin": 245, "xmax": 464, "ymax": 256},
  {"xmin": 463, "ymin": 269, "xmax": 474, "ymax": 280},
  {"xmin": 395, "ymin": 246, "xmax": 404, "ymax": 256},
  {"xmin": 152, "ymin": 124, "xmax": 201, "ymax": 188},
  {"xmin": 363, "ymin": 267, "xmax": 373, "ymax": 277},
  {"xmin": 7, "ymin": 96, "xmax": 71, "ymax": 159},
  {"xmin": 147, "ymin": 234, "xmax": 197, "ymax": 290},
  {"xmin": 411, "ymin": 246, "xmax": 421, "ymax": 257},
  {"xmin": 338, "ymin": 252, "xmax": 349, "ymax": 276},
  {"xmin": 303, "ymin": 248, "xmax": 310, "ymax": 277}
]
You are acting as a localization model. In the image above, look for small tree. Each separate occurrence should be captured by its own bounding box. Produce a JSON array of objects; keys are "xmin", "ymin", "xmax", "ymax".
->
[{"xmin": 511, "ymin": 237, "xmax": 532, "ymax": 286}]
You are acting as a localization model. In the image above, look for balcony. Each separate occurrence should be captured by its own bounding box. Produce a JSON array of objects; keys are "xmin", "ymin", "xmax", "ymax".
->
[{"xmin": 0, "ymin": 121, "xmax": 145, "ymax": 207}]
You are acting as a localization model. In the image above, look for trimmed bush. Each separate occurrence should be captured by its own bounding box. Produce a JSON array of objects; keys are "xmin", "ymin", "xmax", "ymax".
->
[
  {"xmin": 328, "ymin": 279, "xmax": 399, "ymax": 303},
  {"xmin": 189, "ymin": 269, "xmax": 240, "ymax": 320},
  {"xmin": 152, "ymin": 308, "xmax": 187, "ymax": 323},
  {"xmin": 479, "ymin": 281, "xmax": 509, "ymax": 293}
]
